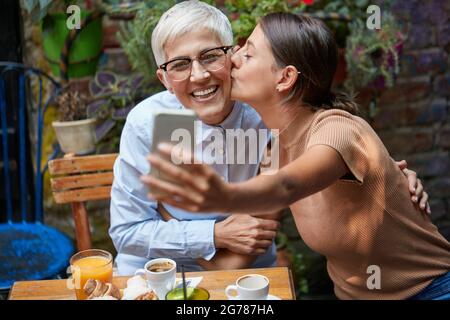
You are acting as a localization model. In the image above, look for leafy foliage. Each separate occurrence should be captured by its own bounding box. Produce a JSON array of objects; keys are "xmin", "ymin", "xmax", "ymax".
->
[
  {"xmin": 116, "ymin": 0, "xmax": 177, "ymax": 82},
  {"xmin": 321, "ymin": 0, "xmax": 370, "ymax": 21},
  {"xmin": 345, "ymin": 12, "xmax": 404, "ymax": 90},
  {"xmin": 225, "ymin": 0, "xmax": 292, "ymax": 43},
  {"xmin": 87, "ymin": 71, "xmax": 147, "ymax": 146},
  {"xmin": 21, "ymin": 0, "xmax": 84, "ymax": 23},
  {"xmin": 225, "ymin": 0, "xmax": 404, "ymax": 91}
]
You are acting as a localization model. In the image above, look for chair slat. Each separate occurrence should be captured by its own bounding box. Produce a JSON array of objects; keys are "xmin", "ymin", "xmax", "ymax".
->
[
  {"xmin": 52, "ymin": 186, "xmax": 112, "ymax": 203},
  {"xmin": 51, "ymin": 172, "xmax": 113, "ymax": 191},
  {"xmin": 48, "ymin": 154, "xmax": 118, "ymax": 175}
]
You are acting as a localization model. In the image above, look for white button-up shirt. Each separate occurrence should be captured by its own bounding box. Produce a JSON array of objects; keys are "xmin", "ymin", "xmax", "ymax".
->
[{"xmin": 109, "ymin": 91, "xmax": 276, "ymax": 275}]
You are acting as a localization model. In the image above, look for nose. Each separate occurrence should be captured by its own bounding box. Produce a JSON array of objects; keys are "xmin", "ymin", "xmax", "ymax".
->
[
  {"xmin": 231, "ymin": 48, "xmax": 242, "ymax": 69},
  {"xmin": 190, "ymin": 60, "xmax": 210, "ymax": 81}
]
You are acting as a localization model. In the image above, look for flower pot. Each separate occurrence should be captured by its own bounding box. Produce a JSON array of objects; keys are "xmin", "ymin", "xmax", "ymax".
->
[
  {"xmin": 52, "ymin": 118, "xmax": 97, "ymax": 155},
  {"xmin": 42, "ymin": 11, "xmax": 103, "ymax": 78}
]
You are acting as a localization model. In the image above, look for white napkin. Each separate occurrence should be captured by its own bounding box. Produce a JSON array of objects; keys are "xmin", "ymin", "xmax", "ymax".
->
[{"xmin": 174, "ymin": 276, "xmax": 203, "ymax": 289}]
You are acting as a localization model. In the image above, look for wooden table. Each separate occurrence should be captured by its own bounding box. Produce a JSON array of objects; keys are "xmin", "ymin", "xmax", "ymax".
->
[{"xmin": 8, "ymin": 267, "xmax": 296, "ymax": 300}]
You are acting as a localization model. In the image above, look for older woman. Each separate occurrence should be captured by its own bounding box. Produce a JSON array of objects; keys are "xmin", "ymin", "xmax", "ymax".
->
[{"xmin": 143, "ymin": 12, "xmax": 450, "ymax": 299}]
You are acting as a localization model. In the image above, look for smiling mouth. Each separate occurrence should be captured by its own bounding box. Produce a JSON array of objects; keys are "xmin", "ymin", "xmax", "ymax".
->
[{"xmin": 191, "ymin": 85, "xmax": 219, "ymax": 99}]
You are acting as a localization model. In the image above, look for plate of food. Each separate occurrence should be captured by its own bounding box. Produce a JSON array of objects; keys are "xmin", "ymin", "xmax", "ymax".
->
[{"xmin": 83, "ymin": 275, "xmax": 158, "ymax": 300}]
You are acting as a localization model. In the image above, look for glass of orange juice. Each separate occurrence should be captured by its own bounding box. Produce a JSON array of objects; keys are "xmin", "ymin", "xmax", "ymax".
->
[{"xmin": 69, "ymin": 249, "xmax": 113, "ymax": 300}]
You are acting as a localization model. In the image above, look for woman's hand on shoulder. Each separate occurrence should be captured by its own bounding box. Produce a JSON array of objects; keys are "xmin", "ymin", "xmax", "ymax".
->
[{"xmin": 395, "ymin": 160, "xmax": 431, "ymax": 215}]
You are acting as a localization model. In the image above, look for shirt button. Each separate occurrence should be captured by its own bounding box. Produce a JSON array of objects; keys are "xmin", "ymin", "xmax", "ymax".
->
[
  {"xmin": 221, "ymin": 176, "xmax": 226, "ymax": 181},
  {"xmin": 218, "ymin": 148, "xmax": 224, "ymax": 155}
]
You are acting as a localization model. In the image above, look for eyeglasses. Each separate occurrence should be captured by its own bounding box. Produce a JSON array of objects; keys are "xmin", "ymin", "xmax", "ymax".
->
[{"xmin": 159, "ymin": 46, "xmax": 233, "ymax": 81}]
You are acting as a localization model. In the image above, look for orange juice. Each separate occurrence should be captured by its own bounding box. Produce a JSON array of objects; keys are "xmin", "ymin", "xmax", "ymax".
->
[{"xmin": 70, "ymin": 250, "xmax": 113, "ymax": 300}]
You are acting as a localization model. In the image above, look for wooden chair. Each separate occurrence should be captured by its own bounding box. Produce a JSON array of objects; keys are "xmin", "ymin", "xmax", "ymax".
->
[{"xmin": 48, "ymin": 153, "xmax": 118, "ymax": 251}]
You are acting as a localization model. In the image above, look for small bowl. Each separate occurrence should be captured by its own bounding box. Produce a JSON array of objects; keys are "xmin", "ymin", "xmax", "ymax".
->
[{"xmin": 165, "ymin": 287, "xmax": 210, "ymax": 300}]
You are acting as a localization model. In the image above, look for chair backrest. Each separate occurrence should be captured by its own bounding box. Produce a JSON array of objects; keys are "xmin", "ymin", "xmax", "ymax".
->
[
  {"xmin": 0, "ymin": 62, "xmax": 60, "ymax": 224},
  {"xmin": 48, "ymin": 153, "xmax": 118, "ymax": 251}
]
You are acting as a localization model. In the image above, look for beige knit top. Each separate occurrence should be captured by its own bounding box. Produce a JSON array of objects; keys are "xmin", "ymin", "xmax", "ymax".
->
[{"xmin": 277, "ymin": 108, "xmax": 450, "ymax": 299}]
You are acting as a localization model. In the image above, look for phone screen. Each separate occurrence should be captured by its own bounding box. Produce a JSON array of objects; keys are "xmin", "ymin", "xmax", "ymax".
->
[{"xmin": 149, "ymin": 109, "xmax": 197, "ymax": 192}]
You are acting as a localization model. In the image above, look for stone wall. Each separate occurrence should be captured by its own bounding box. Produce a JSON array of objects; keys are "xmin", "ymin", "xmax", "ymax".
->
[{"xmin": 375, "ymin": 0, "xmax": 450, "ymax": 235}]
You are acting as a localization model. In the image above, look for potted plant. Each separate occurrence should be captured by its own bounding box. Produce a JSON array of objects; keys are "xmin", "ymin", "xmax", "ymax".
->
[
  {"xmin": 22, "ymin": 0, "xmax": 103, "ymax": 79},
  {"xmin": 52, "ymin": 89, "xmax": 97, "ymax": 155},
  {"xmin": 86, "ymin": 70, "xmax": 155, "ymax": 152}
]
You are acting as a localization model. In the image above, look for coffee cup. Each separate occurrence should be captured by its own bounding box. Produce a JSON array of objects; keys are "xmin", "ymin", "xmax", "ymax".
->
[
  {"xmin": 135, "ymin": 258, "xmax": 176, "ymax": 300},
  {"xmin": 225, "ymin": 274, "xmax": 269, "ymax": 300}
]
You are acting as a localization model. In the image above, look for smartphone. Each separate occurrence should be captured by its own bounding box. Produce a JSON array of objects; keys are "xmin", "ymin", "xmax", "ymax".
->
[{"xmin": 149, "ymin": 108, "xmax": 197, "ymax": 190}]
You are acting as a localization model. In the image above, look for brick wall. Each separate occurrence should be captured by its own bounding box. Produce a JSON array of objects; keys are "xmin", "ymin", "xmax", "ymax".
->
[{"xmin": 369, "ymin": 0, "xmax": 450, "ymax": 235}]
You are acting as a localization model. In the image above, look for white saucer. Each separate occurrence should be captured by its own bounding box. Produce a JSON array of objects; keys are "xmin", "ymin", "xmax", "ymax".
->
[{"xmin": 227, "ymin": 294, "xmax": 281, "ymax": 300}]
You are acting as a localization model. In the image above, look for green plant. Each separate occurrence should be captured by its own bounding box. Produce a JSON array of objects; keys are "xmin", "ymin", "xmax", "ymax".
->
[
  {"xmin": 275, "ymin": 231, "xmax": 309, "ymax": 296},
  {"xmin": 21, "ymin": 0, "xmax": 86, "ymax": 23},
  {"xmin": 99, "ymin": 0, "xmax": 145, "ymax": 19},
  {"xmin": 344, "ymin": 12, "xmax": 404, "ymax": 91},
  {"xmin": 116, "ymin": 0, "xmax": 177, "ymax": 83},
  {"xmin": 311, "ymin": 0, "xmax": 404, "ymax": 90},
  {"xmin": 311, "ymin": 0, "xmax": 359, "ymax": 48},
  {"xmin": 116, "ymin": 0, "xmax": 219, "ymax": 78},
  {"xmin": 86, "ymin": 70, "xmax": 161, "ymax": 152},
  {"xmin": 116, "ymin": 0, "xmax": 299, "ymax": 81},
  {"xmin": 290, "ymin": 0, "xmax": 404, "ymax": 93},
  {"xmin": 289, "ymin": 250, "xmax": 310, "ymax": 296},
  {"xmin": 225, "ymin": 0, "xmax": 293, "ymax": 44},
  {"xmin": 86, "ymin": 71, "xmax": 143, "ymax": 145}
]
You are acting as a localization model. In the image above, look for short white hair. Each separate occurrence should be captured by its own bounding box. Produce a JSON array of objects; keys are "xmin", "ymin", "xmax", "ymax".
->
[{"xmin": 151, "ymin": 0, "xmax": 233, "ymax": 66}]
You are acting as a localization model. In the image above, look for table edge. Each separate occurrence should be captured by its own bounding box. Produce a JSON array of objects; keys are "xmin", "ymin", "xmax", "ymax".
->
[{"xmin": 9, "ymin": 266, "xmax": 295, "ymax": 300}]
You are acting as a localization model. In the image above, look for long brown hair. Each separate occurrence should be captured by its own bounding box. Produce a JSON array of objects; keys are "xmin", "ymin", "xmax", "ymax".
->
[{"xmin": 259, "ymin": 12, "xmax": 358, "ymax": 115}]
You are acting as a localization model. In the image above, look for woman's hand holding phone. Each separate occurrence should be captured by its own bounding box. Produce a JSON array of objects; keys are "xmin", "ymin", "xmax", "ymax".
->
[{"xmin": 141, "ymin": 143, "xmax": 232, "ymax": 213}]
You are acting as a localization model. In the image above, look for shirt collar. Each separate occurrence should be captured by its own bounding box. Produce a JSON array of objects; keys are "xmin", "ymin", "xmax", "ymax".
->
[{"xmin": 216, "ymin": 101, "xmax": 243, "ymax": 130}]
